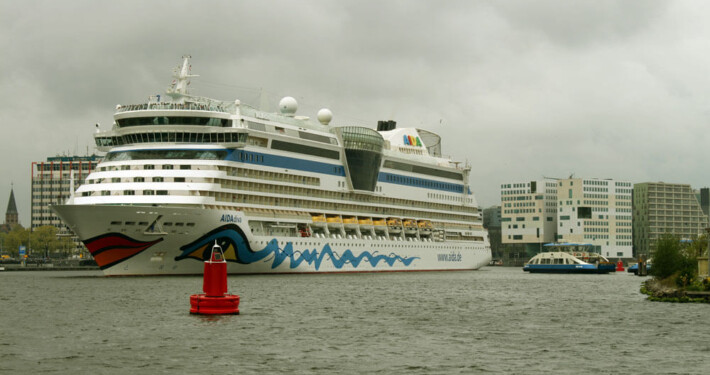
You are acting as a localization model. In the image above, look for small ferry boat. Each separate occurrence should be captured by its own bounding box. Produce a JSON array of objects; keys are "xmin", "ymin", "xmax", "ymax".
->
[{"xmin": 523, "ymin": 252, "xmax": 615, "ymax": 274}]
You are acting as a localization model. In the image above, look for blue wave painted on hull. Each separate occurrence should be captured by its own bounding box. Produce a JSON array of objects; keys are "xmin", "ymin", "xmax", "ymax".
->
[{"xmin": 176, "ymin": 224, "xmax": 419, "ymax": 270}]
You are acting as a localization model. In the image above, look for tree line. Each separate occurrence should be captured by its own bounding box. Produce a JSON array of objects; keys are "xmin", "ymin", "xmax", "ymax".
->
[{"xmin": 0, "ymin": 225, "xmax": 76, "ymax": 258}]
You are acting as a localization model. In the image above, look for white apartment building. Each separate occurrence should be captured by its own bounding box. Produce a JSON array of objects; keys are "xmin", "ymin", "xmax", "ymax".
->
[
  {"xmin": 556, "ymin": 178, "xmax": 632, "ymax": 258},
  {"xmin": 501, "ymin": 179, "xmax": 558, "ymax": 246}
]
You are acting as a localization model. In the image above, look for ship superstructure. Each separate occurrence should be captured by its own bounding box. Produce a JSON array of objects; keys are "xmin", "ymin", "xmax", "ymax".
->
[{"xmin": 53, "ymin": 56, "xmax": 491, "ymax": 275}]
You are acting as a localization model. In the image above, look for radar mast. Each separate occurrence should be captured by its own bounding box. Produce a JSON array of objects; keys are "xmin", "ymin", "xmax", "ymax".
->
[{"xmin": 165, "ymin": 55, "xmax": 199, "ymax": 102}]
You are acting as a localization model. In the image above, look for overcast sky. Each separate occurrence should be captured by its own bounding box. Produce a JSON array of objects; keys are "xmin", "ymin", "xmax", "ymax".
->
[{"xmin": 2, "ymin": 0, "xmax": 710, "ymax": 225}]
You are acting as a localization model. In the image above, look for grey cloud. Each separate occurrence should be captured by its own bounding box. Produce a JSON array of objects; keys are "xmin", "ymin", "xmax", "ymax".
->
[{"xmin": 1, "ymin": 0, "xmax": 709, "ymax": 225}]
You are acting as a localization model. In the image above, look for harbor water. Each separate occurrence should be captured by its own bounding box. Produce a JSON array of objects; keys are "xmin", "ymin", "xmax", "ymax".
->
[{"xmin": 1, "ymin": 267, "xmax": 709, "ymax": 374}]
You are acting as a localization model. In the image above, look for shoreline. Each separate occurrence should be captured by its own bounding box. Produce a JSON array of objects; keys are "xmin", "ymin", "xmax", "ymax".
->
[
  {"xmin": 642, "ymin": 279, "xmax": 710, "ymax": 303},
  {"xmin": 1, "ymin": 264, "xmax": 99, "ymax": 272}
]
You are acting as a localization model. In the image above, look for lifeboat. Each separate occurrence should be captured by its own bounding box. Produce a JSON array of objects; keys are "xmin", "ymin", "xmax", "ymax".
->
[
  {"xmin": 326, "ymin": 215, "xmax": 343, "ymax": 227},
  {"xmin": 403, "ymin": 219, "xmax": 418, "ymax": 233},
  {"xmin": 417, "ymin": 220, "xmax": 433, "ymax": 233},
  {"xmin": 387, "ymin": 217, "xmax": 402, "ymax": 233},
  {"xmin": 358, "ymin": 217, "xmax": 373, "ymax": 230},
  {"xmin": 311, "ymin": 214, "xmax": 326, "ymax": 226}
]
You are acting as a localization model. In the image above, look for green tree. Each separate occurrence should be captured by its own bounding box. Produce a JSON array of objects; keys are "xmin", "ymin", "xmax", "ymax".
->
[
  {"xmin": 4, "ymin": 225, "xmax": 30, "ymax": 257},
  {"xmin": 31, "ymin": 226, "xmax": 75, "ymax": 258},
  {"xmin": 676, "ymin": 236, "xmax": 701, "ymax": 287},
  {"xmin": 651, "ymin": 233, "xmax": 682, "ymax": 280}
]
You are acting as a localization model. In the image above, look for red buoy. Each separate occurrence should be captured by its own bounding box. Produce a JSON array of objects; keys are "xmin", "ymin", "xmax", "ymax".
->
[
  {"xmin": 190, "ymin": 241, "xmax": 240, "ymax": 315},
  {"xmin": 616, "ymin": 260, "xmax": 624, "ymax": 272}
]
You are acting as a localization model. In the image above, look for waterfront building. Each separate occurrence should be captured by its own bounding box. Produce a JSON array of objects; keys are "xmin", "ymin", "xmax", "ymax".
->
[
  {"xmin": 31, "ymin": 155, "xmax": 101, "ymax": 249},
  {"xmin": 500, "ymin": 179, "xmax": 559, "ymax": 254},
  {"xmin": 633, "ymin": 182, "xmax": 709, "ymax": 258},
  {"xmin": 502, "ymin": 177, "xmax": 633, "ymax": 259},
  {"xmin": 556, "ymin": 178, "xmax": 633, "ymax": 258}
]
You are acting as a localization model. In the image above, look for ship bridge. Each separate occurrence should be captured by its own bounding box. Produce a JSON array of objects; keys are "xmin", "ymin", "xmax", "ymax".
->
[{"xmin": 336, "ymin": 126, "xmax": 384, "ymax": 192}]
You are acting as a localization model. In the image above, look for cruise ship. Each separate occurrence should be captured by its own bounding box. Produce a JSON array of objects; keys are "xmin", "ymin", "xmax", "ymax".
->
[{"xmin": 53, "ymin": 56, "xmax": 491, "ymax": 276}]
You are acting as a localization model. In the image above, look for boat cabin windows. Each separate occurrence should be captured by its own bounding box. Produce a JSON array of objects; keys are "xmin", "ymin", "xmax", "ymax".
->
[
  {"xmin": 95, "ymin": 132, "xmax": 247, "ymax": 147},
  {"xmin": 383, "ymin": 160, "xmax": 463, "ymax": 181},
  {"xmin": 105, "ymin": 149, "xmax": 227, "ymax": 162},
  {"xmin": 271, "ymin": 140, "xmax": 340, "ymax": 160},
  {"xmin": 298, "ymin": 131, "xmax": 337, "ymax": 145},
  {"xmin": 117, "ymin": 116, "xmax": 230, "ymax": 128}
]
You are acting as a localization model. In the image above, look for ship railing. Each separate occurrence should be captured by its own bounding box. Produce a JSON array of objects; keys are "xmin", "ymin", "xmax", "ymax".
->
[{"xmin": 115, "ymin": 102, "xmax": 234, "ymax": 114}]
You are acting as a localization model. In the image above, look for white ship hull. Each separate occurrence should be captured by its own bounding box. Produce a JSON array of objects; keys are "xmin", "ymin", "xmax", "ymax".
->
[{"xmin": 55, "ymin": 204, "xmax": 490, "ymax": 276}]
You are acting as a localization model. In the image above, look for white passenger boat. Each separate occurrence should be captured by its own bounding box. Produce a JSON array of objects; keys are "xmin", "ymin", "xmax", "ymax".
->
[
  {"xmin": 523, "ymin": 251, "xmax": 615, "ymax": 274},
  {"xmin": 53, "ymin": 56, "xmax": 491, "ymax": 275}
]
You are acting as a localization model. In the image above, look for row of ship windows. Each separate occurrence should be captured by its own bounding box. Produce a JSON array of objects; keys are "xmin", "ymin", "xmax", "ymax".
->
[
  {"xmin": 385, "ymin": 174, "xmax": 463, "ymax": 193},
  {"xmin": 218, "ymin": 186, "xmax": 478, "ymax": 220},
  {"xmin": 81, "ymin": 168, "xmax": 475, "ymax": 217},
  {"xmin": 221, "ymin": 166, "xmax": 320, "ymax": 187},
  {"xmin": 426, "ymin": 192, "xmax": 474, "ymax": 204},
  {"xmin": 84, "ymin": 190, "xmax": 169, "ymax": 196},
  {"xmin": 99, "ymin": 164, "xmax": 192, "ymax": 171},
  {"xmin": 79, "ymin": 188, "xmax": 479, "ymax": 223},
  {"xmin": 109, "ymin": 220, "xmax": 195, "ymax": 227},
  {"xmin": 89, "ymin": 177, "xmax": 185, "ymax": 183},
  {"xmin": 97, "ymin": 133, "xmax": 341, "ymax": 164},
  {"xmin": 216, "ymin": 178, "xmax": 477, "ymax": 216},
  {"xmin": 95, "ymin": 132, "xmax": 246, "ymax": 147}
]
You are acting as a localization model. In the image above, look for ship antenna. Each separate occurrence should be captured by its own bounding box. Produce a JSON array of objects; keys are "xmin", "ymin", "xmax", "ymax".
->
[{"xmin": 165, "ymin": 55, "xmax": 199, "ymax": 102}]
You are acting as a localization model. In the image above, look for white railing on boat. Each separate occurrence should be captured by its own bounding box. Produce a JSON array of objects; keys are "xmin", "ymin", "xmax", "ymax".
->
[{"xmin": 115, "ymin": 102, "xmax": 234, "ymax": 114}]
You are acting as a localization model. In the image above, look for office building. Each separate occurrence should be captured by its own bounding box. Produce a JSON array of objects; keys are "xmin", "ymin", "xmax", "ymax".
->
[
  {"xmin": 556, "ymin": 178, "xmax": 633, "ymax": 258},
  {"xmin": 501, "ymin": 179, "xmax": 558, "ymax": 254},
  {"xmin": 31, "ymin": 155, "xmax": 101, "ymax": 249},
  {"xmin": 633, "ymin": 182, "xmax": 709, "ymax": 257}
]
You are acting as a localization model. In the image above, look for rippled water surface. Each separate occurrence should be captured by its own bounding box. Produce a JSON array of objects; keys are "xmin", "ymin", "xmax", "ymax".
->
[{"xmin": 1, "ymin": 268, "xmax": 709, "ymax": 374}]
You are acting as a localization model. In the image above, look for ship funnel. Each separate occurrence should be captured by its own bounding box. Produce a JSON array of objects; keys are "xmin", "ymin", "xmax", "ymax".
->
[{"xmin": 377, "ymin": 120, "xmax": 397, "ymax": 131}]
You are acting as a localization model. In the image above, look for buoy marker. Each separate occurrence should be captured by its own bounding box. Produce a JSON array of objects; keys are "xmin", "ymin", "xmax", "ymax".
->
[{"xmin": 189, "ymin": 241, "xmax": 240, "ymax": 315}]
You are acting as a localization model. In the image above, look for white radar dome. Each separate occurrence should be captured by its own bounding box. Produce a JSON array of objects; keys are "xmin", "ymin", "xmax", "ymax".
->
[
  {"xmin": 279, "ymin": 97, "xmax": 298, "ymax": 116},
  {"xmin": 317, "ymin": 108, "xmax": 333, "ymax": 125}
]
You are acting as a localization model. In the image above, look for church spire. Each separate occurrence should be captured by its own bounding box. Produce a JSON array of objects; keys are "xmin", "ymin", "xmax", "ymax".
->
[{"xmin": 5, "ymin": 185, "xmax": 18, "ymax": 226}]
